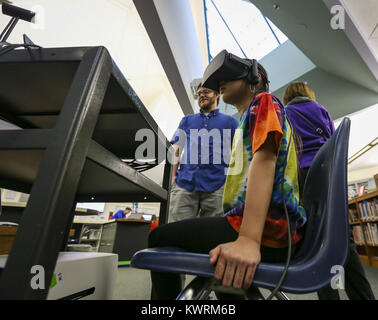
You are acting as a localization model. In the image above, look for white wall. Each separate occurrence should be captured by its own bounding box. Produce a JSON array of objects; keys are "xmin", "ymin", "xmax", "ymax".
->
[
  {"xmin": 348, "ymin": 165, "xmax": 378, "ymax": 183},
  {"xmin": 260, "ymin": 40, "xmax": 316, "ymax": 92},
  {"xmin": 189, "ymin": 0, "xmax": 209, "ymax": 68},
  {"xmin": 335, "ymin": 104, "xmax": 378, "ymax": 171},
  {"xmin": 153, "ymin": 0, "xmax": 205, "ymax": 110}
]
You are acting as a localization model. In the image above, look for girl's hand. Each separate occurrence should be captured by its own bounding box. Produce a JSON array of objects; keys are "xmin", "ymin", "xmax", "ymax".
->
[{"xmin": 209, "ymin": 236, "xmax": 261, "ymax": 289}]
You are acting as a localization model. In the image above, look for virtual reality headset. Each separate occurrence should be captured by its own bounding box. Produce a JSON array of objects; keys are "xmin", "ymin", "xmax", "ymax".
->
[{"xmin": 202, "ymin": 49, "xmax": 261, "ymax": 92}]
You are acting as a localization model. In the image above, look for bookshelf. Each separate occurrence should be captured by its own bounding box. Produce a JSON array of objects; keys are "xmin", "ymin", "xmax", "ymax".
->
[{"xmin": 349, "ymin": 189, "xmax": 378, "ymax": 268}]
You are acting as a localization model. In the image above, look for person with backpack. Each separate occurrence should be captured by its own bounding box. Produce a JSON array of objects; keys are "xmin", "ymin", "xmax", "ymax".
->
[{"xmin": 284, "ymin": 81, "xmax": 375, "ymax": 300}]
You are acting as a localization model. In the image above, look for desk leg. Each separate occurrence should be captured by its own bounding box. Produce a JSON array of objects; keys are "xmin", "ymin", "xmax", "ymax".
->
[
  {"xmin": 159, "ymin": 157, "xmax": 172, "ymax": 225},
  {"xmin": 61, "ymin": 201, "xmax": 78, "ymax": 251}
]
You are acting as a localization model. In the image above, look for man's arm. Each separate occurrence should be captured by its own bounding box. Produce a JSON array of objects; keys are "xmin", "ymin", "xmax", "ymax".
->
[
  {"xmin": 170, "ymin": 117, "xmax": 186, "ymax": 184},
  {"xmin": 171, "ymin": 144, "xmax": 181, "ymax": 184}
]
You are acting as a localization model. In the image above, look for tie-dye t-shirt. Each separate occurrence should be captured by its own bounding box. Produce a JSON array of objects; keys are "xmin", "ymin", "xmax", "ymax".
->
[{"xmin": 223, "ymin": 92, "xmax": 307, "ymax": 248}]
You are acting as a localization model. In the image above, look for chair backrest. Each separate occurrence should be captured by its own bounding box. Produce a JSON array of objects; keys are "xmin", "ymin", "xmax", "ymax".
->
[{"xmin": 293, "ymin": 117, "xmax": 350, "ymax": 269}]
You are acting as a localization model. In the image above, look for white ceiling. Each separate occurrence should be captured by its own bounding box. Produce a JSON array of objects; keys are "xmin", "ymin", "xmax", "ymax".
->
[{"xmin": 342, "ymin": 0, "xmax": 378, "ymax": 58}]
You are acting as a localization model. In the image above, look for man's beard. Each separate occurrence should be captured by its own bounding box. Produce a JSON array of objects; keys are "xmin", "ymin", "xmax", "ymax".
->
[{"xmin": 199, "ymin": 99, "xmax": 214, "ymax": 112}]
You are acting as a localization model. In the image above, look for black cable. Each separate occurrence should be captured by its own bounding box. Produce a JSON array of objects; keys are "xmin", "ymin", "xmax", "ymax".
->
[
  {"xmin": 265, "ymin": 118, "xmax": 294, "ymax": 300},
  {"xmin": 0, "ymin": 43, "xmax": 41, "ymax": 57},
  {"xmin": 0, "ymin": 17, "xmax": 15, "ymax": 41}
]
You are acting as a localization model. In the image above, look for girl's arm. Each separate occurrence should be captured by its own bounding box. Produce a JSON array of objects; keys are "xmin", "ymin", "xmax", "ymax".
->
[{"xmin": 209, "ymin": 132, "xmax": 277, "ymax": 289}]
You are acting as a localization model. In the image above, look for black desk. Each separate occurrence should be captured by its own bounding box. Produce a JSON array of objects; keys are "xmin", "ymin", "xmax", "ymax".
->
[
  {"xmin": 0, "ymin": 46, "xmax": 173, "ymax": 299},
  {"xmin": 0, "ymin": 203, "xmax": 24, "ymax": 224},
  {"xmin": 113, "ymin": 219, "xmax": 151, "ymax": 262}
]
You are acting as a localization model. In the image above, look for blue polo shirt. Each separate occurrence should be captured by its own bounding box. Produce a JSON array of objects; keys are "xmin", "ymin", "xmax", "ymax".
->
[
  {"xmin": 171, "ymin": 109, "xmax": 239, "ymax": 192},
  {"xmin": 112, "ymin": 210, "xmax": 125, "ymax": 219}
]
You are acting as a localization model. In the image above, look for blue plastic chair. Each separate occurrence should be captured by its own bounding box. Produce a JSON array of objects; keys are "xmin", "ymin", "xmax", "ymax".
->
[{"xmin": 131, "ymin": 118, "xmax": 351, "ymax": 299}]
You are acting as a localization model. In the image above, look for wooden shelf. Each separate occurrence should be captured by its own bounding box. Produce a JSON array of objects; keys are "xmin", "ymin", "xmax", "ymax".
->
[
  {"xmin": 359, "ymin": 255, "xmax": 370, "ymax": 266},
  {"xmin": 350, "ymin": 218, "xmax": 378, "ymax": 225},
  {"xmin": 349, "ymin": 190, "xmax": 378, "ymax": 203},
  {"xmin": 349, "ymin": 180, "xmax": 378, "ymax": 268},
  {"xmin": 360, "ymin": 218, "xmax": 378, "ymax": 223},
  {"xmin": 372, "ymin": 257, "xmax": 378, "ymax": 268}
]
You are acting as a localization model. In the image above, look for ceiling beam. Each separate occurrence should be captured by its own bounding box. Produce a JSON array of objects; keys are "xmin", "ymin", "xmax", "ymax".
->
[
  {"xmin": 249, "ymin": 0, "xmax": 378, "ymax": 93},
  {"xmin": 133, "ymin": 0, "xmax": 197, "ymax": 115}
]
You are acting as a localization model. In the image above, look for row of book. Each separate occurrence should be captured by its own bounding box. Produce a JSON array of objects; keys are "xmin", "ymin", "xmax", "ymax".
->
[
  {"xmin": 364, "ymin": 223, "xmax": 378, "ymax": 246},
  {"xmin": 352, "ymin": 225, "xmax": 364, "ymax": 245},
  {"xmin": 358, "ymin": 198, "xmax": 378, "ymax": 221},
  {"xmin": 349, "ymin": 209, "xmax": 359, "ymax": 223},
  {"xmin": 352, "ymin": 224, "xmax": 378, "ymax": 246}
]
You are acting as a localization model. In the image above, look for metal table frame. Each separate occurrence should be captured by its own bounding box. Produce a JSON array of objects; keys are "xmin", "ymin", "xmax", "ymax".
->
[{"xmin": 0, "ymin": 46, "xmax": 172, "ymax": 299}]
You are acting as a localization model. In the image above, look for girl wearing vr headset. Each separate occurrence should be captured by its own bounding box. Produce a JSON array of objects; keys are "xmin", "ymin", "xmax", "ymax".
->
[{"xmin": 148, "ymin": 51, "xmax": 306, "ymax": 299}]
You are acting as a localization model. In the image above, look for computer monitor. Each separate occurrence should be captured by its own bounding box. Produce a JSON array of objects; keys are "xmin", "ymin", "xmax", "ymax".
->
[{"xmin": 142, "ymin": 214, "xmax": 152, "ymax": 221}]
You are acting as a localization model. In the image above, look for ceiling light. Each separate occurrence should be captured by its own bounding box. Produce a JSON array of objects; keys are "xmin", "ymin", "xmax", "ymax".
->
[
  {"xmin": 348, "ymin": 145, "xmax": 372, "ymax": 164},
  {"xmin": 370, "ymin": 137, "xmax": 378, "ymax": 146},
  {"xmin": 273, "ymin": 4, "xmax": 280, "ymax": 10}
]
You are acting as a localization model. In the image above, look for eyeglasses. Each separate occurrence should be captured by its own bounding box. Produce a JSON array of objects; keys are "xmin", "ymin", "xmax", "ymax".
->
[{"xmin": 196, "ymin": 89, "xmax": 213, "ymax": 97}]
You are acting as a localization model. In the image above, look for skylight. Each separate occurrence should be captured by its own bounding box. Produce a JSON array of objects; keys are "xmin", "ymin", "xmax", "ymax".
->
[{"xmin": 204, "ymin": 0, "xmax": 288, "ymax": 61}]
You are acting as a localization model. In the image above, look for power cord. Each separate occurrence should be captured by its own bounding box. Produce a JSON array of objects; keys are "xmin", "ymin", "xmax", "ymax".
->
[
  {"xmin": 265, "ymin": 117, "xmax": 294, "ymax": 300},
  {"xmin": 0, "ymin": 43, "xmax": 41, "ymax": 57}
]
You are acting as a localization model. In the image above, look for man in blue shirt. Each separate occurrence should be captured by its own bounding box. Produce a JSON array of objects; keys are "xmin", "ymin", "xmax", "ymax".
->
[
  {"xmin": 169, "ymin": 84, "xmax": 239, "ymax": 222},
  {"xmin": 111, "ymin": 207, "xmax": 132, "ymax": 219}
]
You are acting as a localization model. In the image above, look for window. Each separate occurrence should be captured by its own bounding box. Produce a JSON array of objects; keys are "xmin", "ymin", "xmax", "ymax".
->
[{"xmin": 204, "ymin": 0, "xmax": 288, "ymax": 62}]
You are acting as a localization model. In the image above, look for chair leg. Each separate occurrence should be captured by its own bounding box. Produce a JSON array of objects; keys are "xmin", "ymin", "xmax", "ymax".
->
[
  {"xmin": 211, "ymin": 285, "xmax": 248, "ymax": 300},
  {"xmin": 211, "ymin": 284, "xmax": 265, "ymax": 300},
  {"xmin": 274, "ymin": 291, "xmax": 290, "ymax": 300},
  {"xmin": 176, "ymin": 277, "xmax": 287, "ymax": 301},
  {"xmin": 176, "ymin": 276, "xmax": 213, "ymax": 300},
  {"xmin": 245, "ymin": 286, "xmax": 265, "ymax": 300}
]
